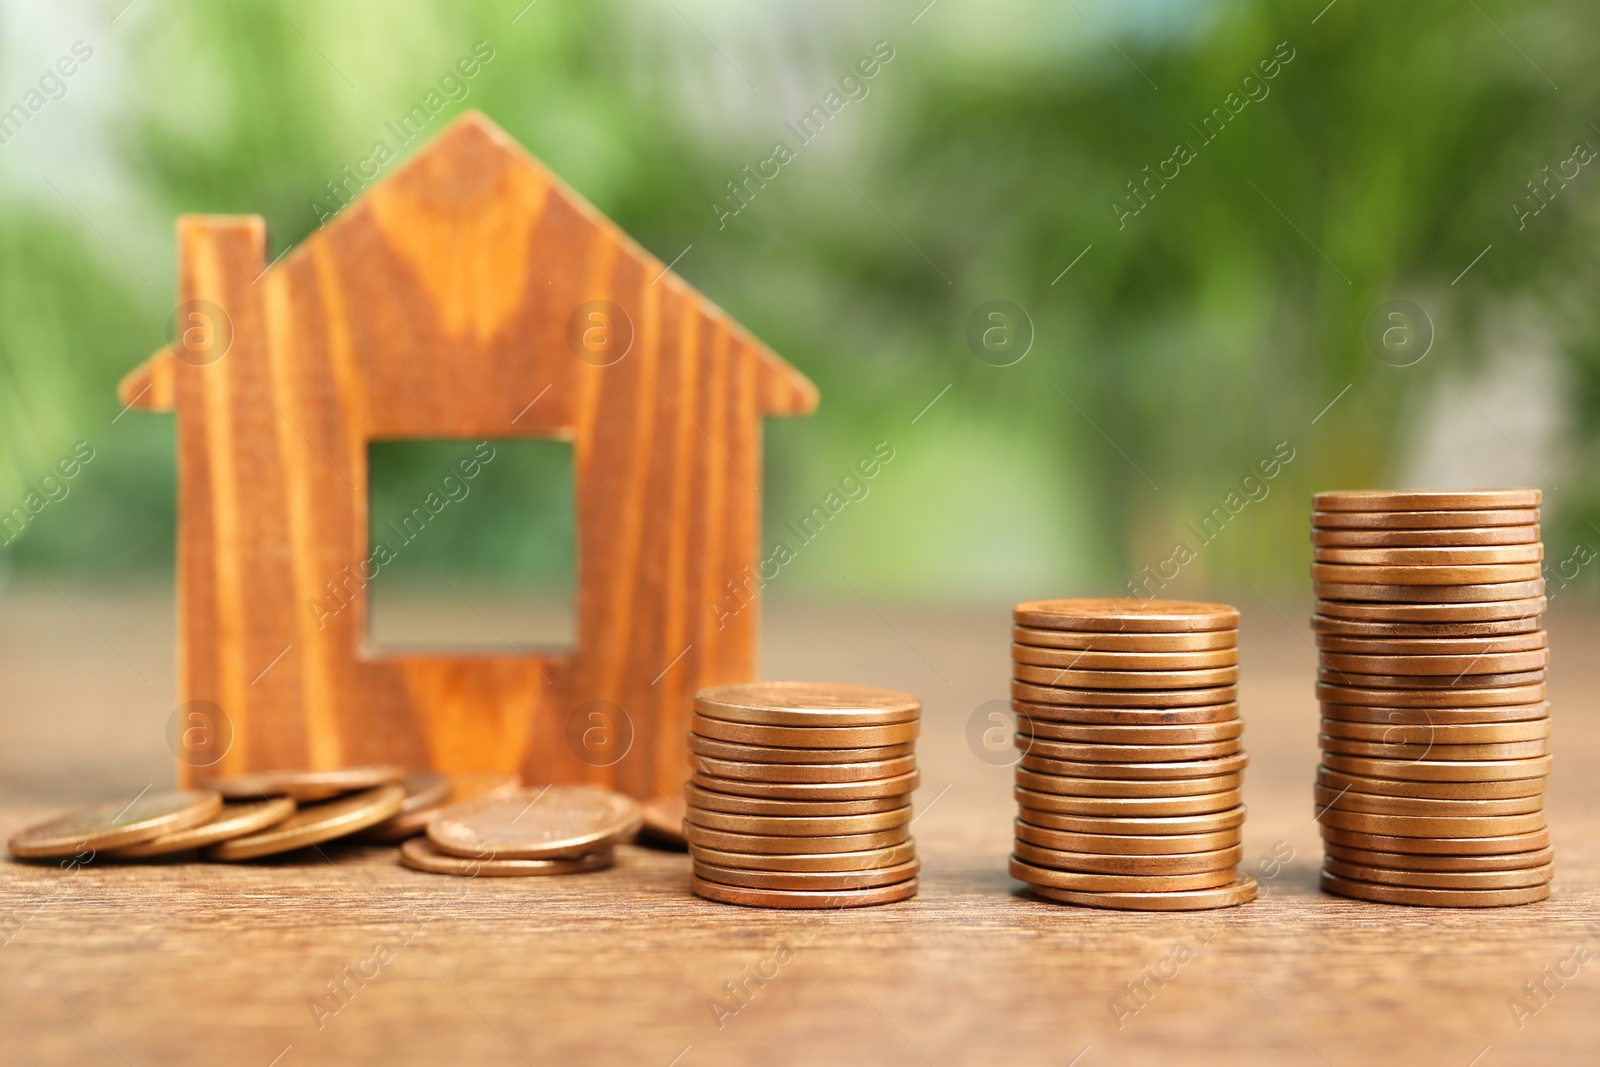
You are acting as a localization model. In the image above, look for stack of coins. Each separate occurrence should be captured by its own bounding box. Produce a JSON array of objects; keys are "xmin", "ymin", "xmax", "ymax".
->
[
  {"xmin": 1009, "ymin": 599, "xmax": 1258, "ymax": 911},
  {"xmin": 685, "ymin": 682, "xmax": 921, "ymax": 908},
  {"xmin": 1312, "ymin": 489, "xmax": 1553, "ymax": 907}
]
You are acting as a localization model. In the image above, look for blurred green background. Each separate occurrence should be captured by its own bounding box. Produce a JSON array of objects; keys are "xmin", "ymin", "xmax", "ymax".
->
[{"xmin": 2, "ymin": 0, "xmax": 1598, "ymax": 608}]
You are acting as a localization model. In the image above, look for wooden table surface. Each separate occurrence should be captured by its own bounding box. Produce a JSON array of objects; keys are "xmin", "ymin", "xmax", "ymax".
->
[{"xmin": 2, "ymin": 586, "xmax": 1596, "ymax": 1066}]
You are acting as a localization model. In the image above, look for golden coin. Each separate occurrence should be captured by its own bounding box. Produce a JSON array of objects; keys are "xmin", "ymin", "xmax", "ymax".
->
[
  {"xmin": 1010, "ymin": 645, "xmax": 1239, "ymax": 670},
  {"xmin": 1320, "ymin": 701, "xmax": 1550, "ymax": 725},
  {"xmin": 1311, "ymin": 526, "xmax": 1540, "ymax": 547},
  {"xmin": 1312, "ymin": 614, "xmax": 1543, "ymax": 638},
  {"xmin": 1010, "ymin": 753, "xmax": 1248, "ymax": 781},
  {"xmin": 684, "ymin": 806, "xmax": 911, "ymax": 836},
  {"xmin": 691, "ymin": 840, "xmax": 917, "ymax": 872},
  {"xmin": 1011, "ymin": 681, "xmax": 1238, "ymax": 708},
  {"xmin": 427, "ymin": 785, "xmax": 641, "ymax": 860},
  {"xmin": 1319, "ymin": 870, "xmax": 1549, "ymax": 907},
  {"xmin": 1318, "ymin": 736, "xmax": 1548, "ymax": 761},
  {"xmin": 1012, "ymin": 626, "xmax": 1238, "ymax": 652},
  {"xmin": 107, "ymin": 797, "xmax": 297, "ymax": 858},
  {"xmin": 1313, "ymin": 507, "xmax": 1540, "ymax": 529},
  {"xmin": 691, "ymin": 770, "xmax": 919, "ymax": 801},
  {"xmin": 1013, "ymin": 822, "xmax": 1241, "ymax": 855},
  {"xmin": 1322, "ymin": 858, "xmax": 1552, "ymax": 890},
  {"xmin": 688, "ymin": 734, "xmax": 914, "ymax": 764},
  {"xmin": 684, "ymin": 785, "xmax": 905, "ymax": 817},
  {"xmin": 1012, "ymin": 839, "xmax": 1243, "ymax": 876},
  {"xmin": 689, "ymin": 754, "xmax": 916, "ymax": 784},
  {"xmin": 1319, "ymin": 718, "xmax": 1549, "ymax": 743},
  {"xmin": 354, "ymin": 771, "xmax": 455, "ymax": 843},
  {"xmin": 1315, "ymin": 579, "xmax": 1545, "ymax": 604},
  {"xmin": 361, "ymin": 770, "xmax": 521, "ymax": 843},
  {"xmin": 1314, "ymin": 544, "xmax": 1544, "ymax": 566},
  {"xmin": 1028, "ymin": 875, "xmax": 1257, "ymax": 910},
  {"xmin": 1012, "ymin": 763, "xmax": 1242, "ymax": 797},
  {"xmin": 1319, "ymin": 669, "xmax": 1547, "ymax": 692},
  {"xmin": 1319, "ymin": 753, "xmax": 1551, "ymax": 781},
  {"xmin": 1312, "ymin": 562, "xmax": 1542, "ymax": 586},
  {"xmin": 689, "ymin": 715, "xmax": 919, "ymax": 748},
  {"xmin": 1315, "ymin": 766, "xmax": 1547, "ymax": 800},
  {"xmin": 1323, "ymin": 842, "xmax": 1554, "ymax": 871},
  {"xmin": 1315, "ymin": 633, "xmax": 1546, "ymax": 655},
  {"xmin": 690, "ymin": 875, "xmax": 918, "ymax": 908},
  {"xmin": 1312, "ymin": 785, "xmax": 1544, "ymax": 817},
  {"xmin": 1019, "ymin": 718, "xmax": 1244, "ymax": 745},
  {"xmin": 1019, "ymin": 737, "xmax": 1241, "ymax": 763},
  {"xmin": 1008, "ymin": 855, "xmax": 1237, "ymax": 892},
  {"xmin": 9, "ymin": 789, "xmax": 223, "ymax": 859},
  {"xmin": 1012, "ymin": 663, "xmax": 1239, "ymax": 689},
  {"xmin": 1016, "ymin": 802, "xmax": 1246, "ymax": 834},
  {"xmin": 1315, "ymin": 808, "xmax": 1545, "ymax": 837},
  {"xmin": 1013, "ymin": 598, "xmax": 1239, "ymax": 633},
  {"xmin": 639, "ymin": 793, "xmax": 687, "ymax": 848},
  {"xmin": 1318, "ymin": 649, "xmax": 1548, "ymax": 675},
  {"xmin": 1313, "ymin": 489, "xmax": 1541, "ymax": 512},
  {"xmin": 1009, "ymin": 784, "xmax": 1242, "ymax": 817},
  {"xmin": 399, "ymin": 837, "xmax": 613, "ymax": 877},
  {"xmin": 205, "ymin": 784, "xmax": 406, "ymax": 860},
  {"xmin": 694, "ymin": 681, "xmax": 920, "ymax": 727},
  {"xmin": 211, "ymin": 765, "xmax": 405, "ymax": 802},
  {"xmin": 1014, "ymin": 699, "xmax": 1240, "ymax": 726},
  {"xmin": 693, "ymin": 858, "xmax": 920, "ymax": 891},
  {"xmin": 1318, "ymin": 826, "xmax": 1550, "ymax": 854},
  {"xmin": 1316, "ymin": 682, "xmax": 1546, "ymax": 707},
  {"xmin": 685, "ymin": 824, "xmax": 909, "ymax": 854}
]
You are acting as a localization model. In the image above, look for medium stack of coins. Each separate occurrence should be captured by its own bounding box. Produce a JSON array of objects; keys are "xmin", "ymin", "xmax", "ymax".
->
[
  {"xmin": 1312, "ymin": 489, "xmax": 1553, "ymax": 907},
  {"xmin": 685, "ymin": 682, "xmax": 921, "ymax": 908},
  {"xmin": 1009, "ymin": 599, "xmax": 1258, "ymax": 911}
]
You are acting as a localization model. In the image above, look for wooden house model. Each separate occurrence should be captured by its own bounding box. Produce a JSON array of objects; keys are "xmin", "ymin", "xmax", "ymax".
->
[{"xmin": 117, "ymin": 110, "xmax": 817, "ymax": 796}]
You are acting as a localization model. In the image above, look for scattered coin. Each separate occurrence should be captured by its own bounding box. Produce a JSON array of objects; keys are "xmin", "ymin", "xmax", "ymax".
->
[
  {"xmin": 211, "ymin": 765, "xmax": 405, "ymax": 802},
  {"xmin": 638, "ymin": 793, "xmax": 687, "ymax": 848},
  {"xmin": 354, "ymin": 771, "xmax": 455, "ymax": 843},
  {"xmin": 428, "ymin": 786, "xmax": 641, "ymax": 860},
  {"xmin": 205, "ymin": 784, "xmax": 406, "ymax": 861},
  {"xmin": 399, "ymin": 837, "xmax": 613, "ymax": 877},
  {"xmin": 1028, "ymin": 874, "xmax": 1258, "ymax": 911},
  {"xmin": 107, "ymin": 797, "xmax": 297, "ymax": 858},
  {"xmin": 9, "ymin": 789, "xmax": 224, "ymax": 859}
]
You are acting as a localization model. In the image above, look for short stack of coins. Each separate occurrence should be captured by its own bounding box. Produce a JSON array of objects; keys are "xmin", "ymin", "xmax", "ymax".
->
[
  {"xmin": 1009, "ymin": 599, "xmax": 1258, "ymax": 911},
  {"xmin": 1312, "ymin": 489, "xmax": 1553, "ymax": 907},
  {"xmin": 685, "ymin": 681, "xmax": 921, "ymax": 908}
]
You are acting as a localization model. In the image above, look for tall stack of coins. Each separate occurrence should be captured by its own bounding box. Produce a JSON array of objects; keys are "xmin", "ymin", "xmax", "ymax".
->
[
  {"xmin": 1009, "ymin": 599, "xmax": 1258, "ymax": 911},
  {"xmin": 685, "ymin": 682, "xmax": 921, "ymax": 908},
  {"xmin": 1312, "ymin": 489, "xmax": 1553, "ymax": 907}
]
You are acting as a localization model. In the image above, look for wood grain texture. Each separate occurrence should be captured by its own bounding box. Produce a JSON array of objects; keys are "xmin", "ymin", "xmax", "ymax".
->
[
  {"xmin": 1, "ymin": 592, "xmax": 1596, "ymax": 1066},
  {"xmin": 114, "ymin": 111, "xmax": 817, "ymax": 796}
]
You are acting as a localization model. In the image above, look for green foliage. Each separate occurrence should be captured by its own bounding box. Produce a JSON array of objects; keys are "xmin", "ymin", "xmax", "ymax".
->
[{"xmin": 2, "ymin": 0, "xmax": 1597, "ymax": 598}]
